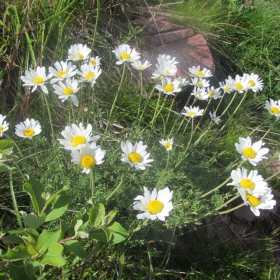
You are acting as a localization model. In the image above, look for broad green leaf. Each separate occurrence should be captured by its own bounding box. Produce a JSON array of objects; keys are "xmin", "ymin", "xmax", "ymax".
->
[
  {"xmin": 102, "ymin": 210, "xmax": 117, "ymax": 226},
  {"xmin": 44, "ymin": 185, "xmax": 69, "ymax": 209},
  {"xmin": 3, "ymin": 245, "xmax": 31, "ymax": 261},
  {"xmin": 3, "ymin": 234, "xmax": 24, "ymax": 245},
  {"xmin": 38, "ymin": 228, "xmax": 61, "ymax": 252},
  {"xmin": 89, "ymin": 227, "xmax": 111, "ymax": 243},
  {"xmin": 69, "ymin": 211, "xmax": 89, "ymax": 236},
  {"xmin": 74, "ymin": 219, "xmax": 83, "ymax": 234},
  {"xmin": 24, "ymin": 259, "xmax": 40, "ymax": 279},
  {"xmin": 64, "ymin": 240, "xmax": 87, "ymax": 259},
  {"xmin": 0, "ymin": 139, "xmax": 13, "ymax": 153},
  {"xmin": 44, "ymin": 194, "xmax": 71, "ymax": 222},
  {"xmin": 23, "ymin": 178, "xmax": 46, "ymax": 215},
  {"xmin": 21, "ymin": 236, "xmax": 39, "ymax": 255},
  {"xmin": 9, "ymin": 262, "xmax": 33, "ymax": 280},
  {"xmin": 89, "ymin": 203, "xmax": 105, "ymax": 228},
  {"xmin": 24, "ymin": 228, "xmax": 40, "ymax": 242},
  {"xmin": 41, "ymin": 243, "xmax": 66, "ymax": 267},
  {"xmin": 107, "ymin": 222, "xmax": 129, "ymax": 244},
  {"xmin": 24, "ymin": 212, "xmax": 46, "ymax": 229},
  {"xmin": 0, "ymin": 163, "xmax": 10, "ymax": 173}
]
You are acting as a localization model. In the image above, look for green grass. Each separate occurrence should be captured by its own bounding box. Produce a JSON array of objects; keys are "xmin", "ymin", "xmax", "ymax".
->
[{"xmin": 0, "ymin": 0, "xmax": 280, "ymax": 279}]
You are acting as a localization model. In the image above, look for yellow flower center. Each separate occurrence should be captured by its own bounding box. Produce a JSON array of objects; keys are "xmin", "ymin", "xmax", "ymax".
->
[
  {"xmin": 91, "ymin": 60, "xmax": 97, "ymax": 65},
  {"xmin": 63, "ymin": 87, "xmax": 74, "ymax": 95},
  {"xmin": 240, "ymin": 178, "xmax": 254, "ymax": 190},
  {"xmin": 0, "ymin": 126, "xmax": 3, "ymax": 132},
  {"xmin": 33, "ymin": 77, "xmax": 44, "ymax": 84},
  {"xmin": 121, "ymin": 53, "xmax": 131, "ymax": 60},
  {"xmin": 189, "ymin": 112, "xmax": 195, "ymax": 117},
  {"xmin": 197, "ymin": 81, "xmax": 203, "ymax": 87},
  {"xmin": 246, "ymin": 193, "xmax": 260, "ymax": 207},
  {"xmin": 208, "ymin": 91, "xmax": 215, "ymax": 97},
  {"xmin": 139, "ymin": 65, "xmax": 144, "ymax": 69},
  {"xmin": 236, "ymin": 82, "xmax": 243, "ymax": 90},
  {"xmin": 57, "ymin": 70, "xmax": 68, "ymax": 78},
  {"xmin": 165, "ymin": 69, "xmax": 170, "ymax": 75},
  {"xmin": 85, "ymin": 72, "xmax": 95, "ymax": 79},
  {"xmin": 249, "ymin": 79, "xmax": 256, "ymax": 87},
  {"xmin": 196, "ymin": 70, "xmax": 204, "ymax": 77},
  {"xmin": 270, "ymin": 106, "xmax": 280, "ymax": 115},
  {"xmin": 147, "ymin": 199, "xmax": 164, "ymax": 214},
  {"xmin": 81, "ymin": 155, "xmax": 96, "ymax": 169},
  {"xmin": 165, "ymin": 142, "xmax": 171, "ymax": 149},
  {"xmin": 72, "ymin": 135, "xmax": 87, "ymax": 147},
  {"xmin": 128, "ymin": 152, "xmax": 142, "ymax": 163},
  {"xmin": 164, "ymin": 84, "xmax": 174, "ymax": 92},
  {"xmin": 73, "ymin": 53, "xmax": 84, "ymax": 60},
  {"xmin": 242, "ymin": 147, "xmax": 256, "ymax": 159},
  {"xmin": 24, "ymin": 129, "xmax": 35, "ymax": 137},
  {"xmin": 225, "ymin": 86, "xmax": 230, "ymax": 91}
]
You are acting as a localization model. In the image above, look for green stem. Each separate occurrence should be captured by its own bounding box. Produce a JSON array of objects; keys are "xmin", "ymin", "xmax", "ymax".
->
[
  {"xmin": 5, "ymin": 135, "xmax": 24, "ymax": 158},
  {"xmin": 136, "ymin": 71, "xmax": 143, "ymax": 121},
  {"xmin": 42, "ymin": 93, "xmax": 55, "ymax": 143},
  {"xmin": 156, "ymin": 151, "xmax": 170, "ymax": 188},
  {"xmin": 91, "ymin": 0, "xmax": 100, "ymax": 51},
  {"xmin": 90, "ymin": 169, "xmax": 95, "ymax": 198},
  {"xmin": 117, "ymin": 243, "xmax": 125, "ymax": 280},
  {"xmin": 218, "ymin": 203, "xmax": 244, "ymax": 215},
  {"xmin": 265, "ymin": 169, "xmax": 280, "ymax": 182},
  {"xmin": 193, "ymin": 98, "xmax": 212, "ymax": 134},
  {"xmin": 220, "ymin": 91, "xmax": 238, "ymax": 117},
  {"xmin": 32, "ymin": 139, "xmax": 40, "ymax": 167},
  {"xmin": 9, "ymin": 171, "xmax": 23, "ymax": 230},
  {"xmin": 215, "ymin": 194, "xmax": 240, "ymax": 211},
  {"xmin": 105, "ymin": 178, "xmax": 123, "ymax": 201}
]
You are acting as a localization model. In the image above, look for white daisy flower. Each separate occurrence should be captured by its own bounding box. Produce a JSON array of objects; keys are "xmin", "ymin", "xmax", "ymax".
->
[
  {"xmin": 190, "ymin": 77, "xmax": 210, "ymax": 88},
  {"xmin": 58, "ymin": 123, "xmax": 100, "ymax": 151},
  {"xmin": 157, "ymin": 54, "xmax": 178, "ymax": 67},
  {"xmin": 230, "ymin": 74, "xmax": 250, "ymax": 93},
  {"xmin": 191, "ymin": 87, "xmax": 209, "ymax": 100},
  {"xmin": 15, "ymin": 118, "xmax": 41, "ymax": 139},
  {"xmin": 159, "ymin": 138, "xmax": 174, "ymax": 151},
  {"xmin": 209, "ymin": 111, "xmax": 221, "ymax": 124},
  {"xmin": 245, "ymin": 73, "xmax": 263, "ymax": 92},
  {"xmin": 156, "ymin": 77, "xmax": 181, "ymax": 95},
  {"xmin": 89, "ymin": 56, "xmax": 101, "ymax": 66},
  {"xmin": 0, "ymin": 115, "xmax": 9, "ymax": 137},
  {"xmin": 131, "ymin": 60, "xmax": 152, "ymax": 71},
  {"xmin": 176, "ymin": 77, "xmax": 189, "ymax": 88},
  {"xmin": 238, "ymin": 187, "xmax": 276, "ymax": 216},
  {"xmin": 153, "ymin": 54, "xmax": 178, "ymax": 77},
  {"xmin": 227, "ymin": 167, "xmax": 269, "ymax": 196},
  {"xmin": 181, "ymin": 106, "xmax": 204, "ymax": 118},
  {"xmin": 219, "ymin": 76, "xmax": 234, "ymax": 93},
  {"xmin": 133, "ymin": 187, "xmax": 173, "ymax": 221},
  {"xmin": 265, "ymin": 99, "xmax": 280, "ymax": 121},
  {"xmin": 235, "ymin": 136, "xmax": 269, "ymax": 166},
  {"xmin": 68, "ymin": 44, "xmax": 91, "ymax": 61},
  {"xmin": 189, "ymin": 66, "xmax": 212, "ymax": 78},
  {"xmin": 121, "ymin": 141, "xmax": 153, "ymax": 170},
  {"xmin": 49, "ymin": 61, "xmax": 77, "ymax": 84},
  {"xmin": 77, "ymin": 64, "xmax": 102, "ymax": 87},
  {"xmin": 71, "ymin": 142, "xmax": 106, "ymax": 174},
  {"xmin": 53, "ymin": 79, "xmax": 80, "ymax": 106},
  {"xmin": 21, "ymin": 66, "xmax": 51, "ymax": 94},
  {"xmin": 206, "ymin": 86, "xmax": 222, "ymax": 99},
  {"xmin": 112, "ymin": 44, "xmax": 140, "ymax": 65}
]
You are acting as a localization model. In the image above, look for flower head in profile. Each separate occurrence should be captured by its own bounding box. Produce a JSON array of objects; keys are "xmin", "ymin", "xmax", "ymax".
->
[
  {"xmin": 71, "ymin": 142, "xmax": 106, "ymax": 174},
  {"xmin": 68, "ymin": 44, "xmax": 91, "ymax": 61},
  {"xmin": 230, "ymin": 74, "xmax": 250, "ymax": 93},
  {"xmin": 121, "ymin": 141, "xmax": 153, "ymax": 170},
  {"xmin": 190, "ymin": 77, "xmax": 210, "ymax": 88},
  {"xmin": 176, "ymin": 77, "xmax": 189, "ymax": 88},
  {"xmin": 21, "ymin": 66, "xmax": 51, "ymax": 94},
  {"xmin": 49, "ymin": 61, "xmax": 77, "ymax": 84},
  {"xmin": 53, "ymin": 79, "xmax": 80, "ymax": 106},
  {"xmin": 189, "ymin": 66, "xmax": 212, "ymax": 78},
  {"xmin": 77, "ymin": 64, "xmax": 102, "ymax": 87},
  {"xmin": 219, "ymin": 76, "xmax": 234, "ymax": 93},
  {"xmin": 227, "ymin": 167, "xmax": 268, "ymax": 196},
  {"xmin": 133, "ymin": 187, "xmax": 173, "ymax": 221},
  {"xmin": 15, "ymin": 118, "xmax": 41, "ymax": 139},
  {"xmin": 265, "ymin": 99, "xmax": 280, "ymax": 121},
  {"xmin": 58, "ymin": 123, "xmax": 100, "ymax": 150},
  {"xmin": 112, "ymin": 44, "xmax": 140, "ymax": 65},
  {"xmin": 191, "ymin": 87, "xmax": 209, "ymax": 100},
  {"xmin": 182, "ymin": 106, "xmax": 204, "ymax": 118},
  {"xmin": 89, "ymin": 56, "xmax": 101, "ymax": 66},
  {"xmin": 153, "ymin": 54, "xmax": 178, "ymax": 77},
  {"xmin": 206, "ymin": 86, "xmax": 222, "ymax": 99},
  {"xmin": 0, "ymin": 115, "xmax": 9, "ymax": 137},
  {"xmin": 209, "ymin": 111, "xmax": 221, "ymax": 124},
  {"xmin": 238, "ymin": 187, "xmax": 276, "ymax": 216},
  {"xmin": 159, "ymin": 138, "xmax": 174, "ymax": 151},
  {"xmin": 235, "ymin": 136, "xmax": 269, "ymax": 166},
  {"xmin": 246, "ymin": 73, "xmax": 263, "ymax": 92},
  {"xmin": 156, "ymin": 77, "xmax": 181, "ymax": 95},
  {"xmin": 131, "ymin": 60, "xmax": 151, "ymax": 71}
]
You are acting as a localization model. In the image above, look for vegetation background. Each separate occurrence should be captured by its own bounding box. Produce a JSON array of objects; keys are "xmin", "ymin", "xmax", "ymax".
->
[{"xmin": 0, "ymin": 0, "xmax": 280, "ymax": 279}]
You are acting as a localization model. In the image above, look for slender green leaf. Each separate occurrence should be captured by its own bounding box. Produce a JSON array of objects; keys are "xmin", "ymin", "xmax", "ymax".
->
[
  {"xmin": 64, "ymin": 240, "xmax": 87, "ymax": 259},
  {"xmin": 38, "ymin": 228, "xmax": 61, "ymax": 252},
  {"xmin": 69, "ymin": 211, "xmax": 88, "ymax": 236},
  {"xmin": 107, "ymin": 222, "xmax": 129, "ymax": 244},
  {"xmin": 89, "ymin": 203, "xmax": 105, "ymax": 228},
  {"xmin": 3, "ymin": 234, "xmax": 24, "ymax": 245},
  {"xmin": 89, "ymin": 227, "xmax": 111, "ymax": 243},
  {"xmin": 24, "ymin": 228, "xmax": 40, "ymax": 242},
  {"xmin": 44, "ymin": 185, "xmax": 69, "ymax": 209},
  {"xmin": 3, "ymin": 245, "xmax": 31, "ymax": 261},
  {"xmin": 24, "ymin": 212, "xmax": 46, "ymax": 229}
]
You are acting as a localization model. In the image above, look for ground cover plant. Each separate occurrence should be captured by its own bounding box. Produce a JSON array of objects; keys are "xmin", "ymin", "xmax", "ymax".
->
[{"xmin": 0, "ymin": 0, "xmax": 280, "ymax": 279}]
